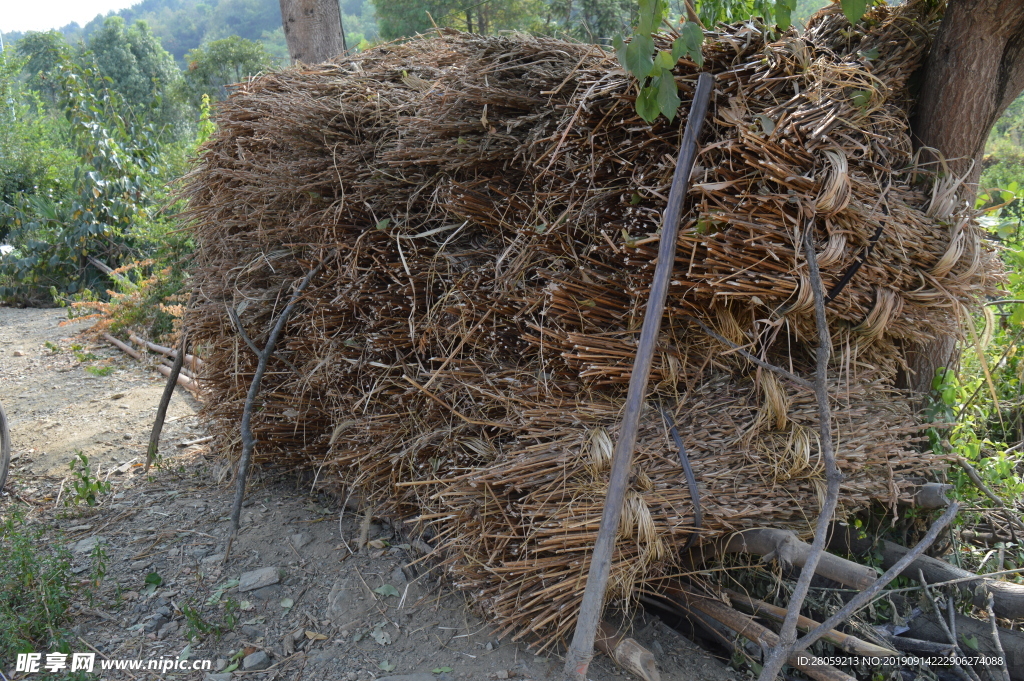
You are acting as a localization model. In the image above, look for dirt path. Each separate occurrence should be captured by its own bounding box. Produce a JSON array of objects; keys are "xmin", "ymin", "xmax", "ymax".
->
[{"xmin": 0, "ymin": 306, "xmax": 738, "ymax": 681}]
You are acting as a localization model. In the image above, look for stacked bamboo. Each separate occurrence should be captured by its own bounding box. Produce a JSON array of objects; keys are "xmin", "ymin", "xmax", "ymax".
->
[{"xmin": 183, "ymin": 1, "xmax": 1000, "ymax": 646}]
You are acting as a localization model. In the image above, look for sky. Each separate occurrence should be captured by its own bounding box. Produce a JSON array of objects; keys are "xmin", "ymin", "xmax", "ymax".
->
[{"xmin": 1, "ymin": 0, "xmax": 141, "ymax": 35}]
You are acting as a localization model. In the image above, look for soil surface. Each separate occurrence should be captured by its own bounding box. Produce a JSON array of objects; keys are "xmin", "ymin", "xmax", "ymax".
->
[{"xmin": 0, "ymin": 306, "xmax": 741, "ymax": 681}]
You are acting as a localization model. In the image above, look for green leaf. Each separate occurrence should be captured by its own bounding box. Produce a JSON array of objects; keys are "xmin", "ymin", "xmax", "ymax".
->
[
  {"xmin": 624, "ymin": 35, "xmax": 655, "ymax": 79},
  {"xmin": 657, "ymin": 71, "xmax": 681, "ymax": 121},
  {"xmin": 280, "ymin": 597, "xmax": 294, "ymax": 609},
  {"xmin": 636, "ymin": 84, "xmax": 660, "ymax": 123},
  {"xmin": 680, "ymin": 22, "xmax": 704, "ymax": 66},
  {"xmin": 637, "ymin": 0, "xmax": 660, "ymax": 34},
  {"xmin": 613, "ymin": 35, "xmax": 628, "ymax": 69},
  {"xmin": 145, "ymin": 572, "xmax": 163, "ymax": 586},
  {"xmin": 775, "ymin": 0, "xmax": 796, "ymax": 30},
  {"xmin": 850, "ymin": 89, "xmax": 872, "ymax": 108},
  {"xmin": 859, "ymin": 47, "xmax": 880, "ymax": 60},
  {"xmin": 961, "ymin": 634, "xmax": 980, "ymax": 651},
  {"xmin": 432, "ymin": 668, "xmax": 454, "ymax": 674},
  {"xmin": 654, "ymin": 50, "xmax": 676, "ymax": 70},
  {"xmin": 379, "ymin": 660, "xmax": 396, "ymax": 671},
  {"xmin": 374, "ymin": 584, "xmax": 401, "ymax": 597},
  {"xmin": 375, "ymin": 218, "xmax": 391, "ymax": 230},
  {"xmin": 840, "ymin": 0, "xmax": 869, "ymax": 24}
]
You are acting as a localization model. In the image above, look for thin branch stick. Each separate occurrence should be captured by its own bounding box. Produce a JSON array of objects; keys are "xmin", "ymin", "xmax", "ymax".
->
[
  {"xmin": 956, "ymin": 455, "xmax": 1024, "ymax": 535},
  {"xmin": 920, "ymin": 569, "xmax": 983, "ymax": 681},
  {"xmin": 226, "ymin": 304, "xmax": 300, "ymax": 373},
  {"xmin": 146, "ymin": 329, "xmax": 189, "ymax": 473},
  {"xmin": 684, "ymin": 315, "xmax": 813, "ymax": 391},
  {"xmin": 757, "ymin": 226, "xmax": 841, "ymax": 681},
  {"xmin": 794, "ymin": 502, "xmax": 959, "ymax": 652},
  {"xmin": 224, "ymin": 262, "xmax": 322, "ymax": 563},
  {"xmin": 987, "ymin": 592, "xmax": 1012, "ymax": 681}
]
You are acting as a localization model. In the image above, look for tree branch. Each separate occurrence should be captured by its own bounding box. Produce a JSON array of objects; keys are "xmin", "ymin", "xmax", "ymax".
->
[{"xmin": 756, "ymin": 226, "xmax": 841, "ymax": 681}]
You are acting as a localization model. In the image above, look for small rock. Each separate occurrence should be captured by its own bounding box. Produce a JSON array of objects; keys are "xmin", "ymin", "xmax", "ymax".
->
[
  {"xmin": 250, "ymin": 584, "xmax": 283, "ymax": 601},
  {"xmin": 123, "ymin": 433, "xmax": 132, "ymax": 440},
  {"xmin": 496, "ymin": 671, "xmax": 509, "ymax": 680},
  {"xmin": 144, "ymin": 615, "xmax": 169, "ymax": 633},
  {"xmin": 131, "ymin": 560, "xmax": 151, "ymax": 571},
  {"xmin": 73, "ymin": 536, "xmax": 105, "ymax": 553},
  {"xmin": 242, "ymin": 651, "xmax": 270, "ymax": 671},
  {"xmin": 485, "ymin": 641, "xmax": 493, "ymax": 651},
  {"xmin": 390, "ymin": 566, "xmax": 408, "ymax": 585},
  {"xmin": 12, "ymin": 350, "xmax": 25, "ymax": 357},
  {"xmin": 204, "ymin": 674, "xmax": 233, "ymax": 681},
  {"xmin": 157, "ymin": 621, "xmax": 179, "ymax": 640},
  {"xmin": 238, "ymin": 567, "xmax": 280, "ymax": 592},
  {"xmin": 202, "ymin": 553, "xmax": 225, "ymax": 564},
  {"xmin": 215, "ymin": 659, "xmax": 228, "ymax": 671},
  {"xmin": 122, "ymin": 591, "xmax": 139, "ymax": 601},
  {"xmin": 154, "ymin": 606, "xmax": 172, "ymax": 617},
  {"xmin": 374, "ymin": 675, "xmax": 437, "ymax": 681},
  {"xmin": 289, "ymin": 533, "xmax": 312, "ymax": 549}
]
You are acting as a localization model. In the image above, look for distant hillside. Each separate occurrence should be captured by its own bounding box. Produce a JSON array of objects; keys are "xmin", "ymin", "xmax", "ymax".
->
[{"xmin": 4, "ymin": 0, "xmax": 377, "ymax": 65}]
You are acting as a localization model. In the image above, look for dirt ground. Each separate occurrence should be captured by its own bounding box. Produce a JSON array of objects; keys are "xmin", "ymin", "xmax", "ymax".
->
[{"xmin": 0, "ymin": 306, "xmax": 742, "ymax": 681}]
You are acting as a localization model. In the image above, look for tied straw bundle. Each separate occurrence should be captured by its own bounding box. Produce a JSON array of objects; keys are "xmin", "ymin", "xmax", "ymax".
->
[{"xmin": 183, "ymin": 0, "xmax": 1001, "ymax": 646}]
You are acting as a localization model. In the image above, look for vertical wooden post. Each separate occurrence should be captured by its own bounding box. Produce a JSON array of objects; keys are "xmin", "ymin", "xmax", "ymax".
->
[{"xmin": 563, "ymin": 72, "xmax": 714, "ymax": 680}]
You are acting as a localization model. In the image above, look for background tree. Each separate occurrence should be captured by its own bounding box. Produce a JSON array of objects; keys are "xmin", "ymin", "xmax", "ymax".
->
[
  {"xmin": 14, "ymin": 31, "xmax": 73, "ymax": 105},
  {"xmin": 278, "ymin": 0, "xmax": 347, "ymax": 63},
  {"xmin": 87, "ymin": 17, "xmax": 186, "ymax": 131},
  {"xmin": 178, "ymin": 36, "xmax": 275, "ymax": 106}
]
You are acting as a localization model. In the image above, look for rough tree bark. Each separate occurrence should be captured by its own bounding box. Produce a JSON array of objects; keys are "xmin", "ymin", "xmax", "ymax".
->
[
  {"xmin": 278, "ymin": 0, "xmax": 347, "ymax": 64},
  {"xmin": 902, "ymin": 0, "xmax": 1024, "ymax": 394}
]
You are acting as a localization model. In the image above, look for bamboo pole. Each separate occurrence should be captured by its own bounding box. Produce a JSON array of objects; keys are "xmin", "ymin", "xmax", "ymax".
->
[{"xmin": 563, "ymin": 72, "xmax": 714, "ymax": 681}]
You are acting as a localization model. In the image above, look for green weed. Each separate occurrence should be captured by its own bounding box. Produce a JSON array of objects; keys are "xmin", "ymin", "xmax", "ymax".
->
[
  {"xmin": 0, "ymin": 509, "xmax": 74, "ymax": 662},
  {"xmin": 84, "ymin": 365, "xmax": 114, "ymax": 377},
  {"xmin": 66, "ymin": 451, "xmax": 111, "ymax": 507}
]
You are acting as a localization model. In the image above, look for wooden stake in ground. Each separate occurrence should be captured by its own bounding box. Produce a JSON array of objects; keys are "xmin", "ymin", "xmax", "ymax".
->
[
  {"xmin": 223, "ymin": 261, "xmax": 322, "ymax": 563},
  {"xmin": 146, "ymin": 330, "xmax": 190, "ymax": 472},
  {"xmin": 563, "ymin": 72, "xmax": 714, "ymax": 681}
]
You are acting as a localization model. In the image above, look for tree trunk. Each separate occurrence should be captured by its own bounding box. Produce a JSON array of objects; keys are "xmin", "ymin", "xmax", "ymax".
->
[
  {"xmin": 903, "ymin": 0, "xmax": 1024, "ymax": 395},
  {"xmin": 278, "ymin": 0, "xmax": 346, "ymax": 64}
]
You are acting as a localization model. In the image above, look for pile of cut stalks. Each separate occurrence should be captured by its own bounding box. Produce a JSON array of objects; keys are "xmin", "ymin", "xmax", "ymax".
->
[{"xmin": 173, "ymin": 1, "xmax": 1024, "ymax": 677}]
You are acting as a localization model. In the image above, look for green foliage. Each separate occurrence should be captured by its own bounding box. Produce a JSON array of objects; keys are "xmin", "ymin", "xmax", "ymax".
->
[
  {"xmin": 179, "ymin": 36, "xmax": 275, "ymax": 107},
  {"xmin": 0, "ymin": 509, "xmax": 75, "ymax": 661},
  {"xmin": 66, "ymin": 451, "xmax": 112, "ymax": 507},
  {"xmin": 614, "ymin": 0, "xmax": 701, "ymax": 123},
  {"xmin": 87, "ymin": 17, "xmax": 187, "ymax": 131},
  {"xmin": 181, "ymin": 597, "xmax": 238, "ymax": 641}
]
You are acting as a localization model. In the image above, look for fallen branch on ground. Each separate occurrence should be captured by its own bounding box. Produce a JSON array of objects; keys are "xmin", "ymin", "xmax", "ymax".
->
[
  {"xmin": 829, "ymin": 523, "xmax": 1024, "ymax": 619},
  {"xmin": 667, "ymin": 586, "xmax": 855, "ymax": 681},
  {"xmin": 721, "ymin": 528, "xmax": 876, "ymax": 589},
  {"xmin": 103, "ymin": 333, "xmax": 200, "ymax": 394}
]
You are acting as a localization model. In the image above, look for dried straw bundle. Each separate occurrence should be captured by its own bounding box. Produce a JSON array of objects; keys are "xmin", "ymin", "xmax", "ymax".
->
[{"xmin": 183, "ymin": 0, "xmax": 999, "ymax": 645}]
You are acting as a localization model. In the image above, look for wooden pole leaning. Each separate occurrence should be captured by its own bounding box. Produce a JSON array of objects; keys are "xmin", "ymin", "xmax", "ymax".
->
[{"xmin": 563, "ymin": 72, "xmax": 714, "ymax": 681}]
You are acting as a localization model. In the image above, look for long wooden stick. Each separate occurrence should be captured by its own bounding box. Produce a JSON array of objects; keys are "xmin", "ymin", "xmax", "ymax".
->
[
  {"xmin": 223, "ymin": 261, "xmax": 322, "ymax": 563},
  {"xmin": 146, "ymin": 330, "xmax": 189, "ymax": 472},
  {"xmin": 563, "ymin": 72, "xmax": 714, "ymax": 681}
]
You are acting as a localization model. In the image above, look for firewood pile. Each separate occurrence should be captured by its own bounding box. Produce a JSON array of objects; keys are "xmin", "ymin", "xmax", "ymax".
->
[{"xmin": 182, "ymin": 1, "xmax": 1000, "ymax": 646}]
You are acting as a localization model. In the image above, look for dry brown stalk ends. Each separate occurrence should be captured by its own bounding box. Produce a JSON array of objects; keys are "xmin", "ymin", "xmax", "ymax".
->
[{"xmin": 183, "ymin": 0, "xmax": 999, "ymax": 650}]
